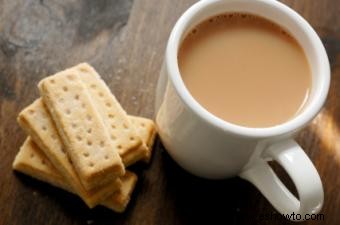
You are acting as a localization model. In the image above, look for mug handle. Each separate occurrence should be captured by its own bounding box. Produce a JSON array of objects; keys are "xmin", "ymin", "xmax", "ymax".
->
[{"xmin": 240, "ymin": 139, "xmax": 323, "ymax": 218}]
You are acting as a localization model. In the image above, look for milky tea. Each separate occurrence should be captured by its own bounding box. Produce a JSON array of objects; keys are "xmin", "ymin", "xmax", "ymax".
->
[{"xmin": 178, "ymin": 13, "xmax": 311, "ymax": 128}]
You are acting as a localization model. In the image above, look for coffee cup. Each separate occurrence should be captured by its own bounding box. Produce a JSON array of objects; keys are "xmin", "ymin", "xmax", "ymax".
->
[{"xmin": 155, "ymin": 0, "xmax": 330, "ymax": 219}]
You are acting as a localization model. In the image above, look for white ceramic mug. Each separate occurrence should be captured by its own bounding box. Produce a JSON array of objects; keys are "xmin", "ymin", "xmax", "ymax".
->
[{"xmin": 155, "ymin": 0, "xmax": 330, "ymax": 219}]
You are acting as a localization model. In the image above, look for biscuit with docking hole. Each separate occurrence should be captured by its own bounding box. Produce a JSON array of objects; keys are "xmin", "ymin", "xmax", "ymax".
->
[
  {"xmin": 76, "ymin": 63, "xmax": 147, "ymax": 166},
  {"xmin": 39, "ymin": 71, "xmax": 125, "ymax": 190},
  {"xmin": 17, "ymin": 99, "xmax": 123, "ymax": 207}
]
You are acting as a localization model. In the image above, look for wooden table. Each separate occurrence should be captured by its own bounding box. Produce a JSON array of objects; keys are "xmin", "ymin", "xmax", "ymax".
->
[{"xmin": 0, "ymin": 0, "xmax": 339, "ymax": 224}]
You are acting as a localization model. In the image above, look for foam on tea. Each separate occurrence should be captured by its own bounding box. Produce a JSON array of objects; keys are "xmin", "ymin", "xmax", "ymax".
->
[{"xmin": 178, "ymin": 13, "xmax": 312, "ymax": 128}]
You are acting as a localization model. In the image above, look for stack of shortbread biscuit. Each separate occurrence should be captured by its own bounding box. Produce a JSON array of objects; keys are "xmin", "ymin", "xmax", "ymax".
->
[{"xmin": 12, "ymin": 63, "xmax": 156, "ymax": 212}]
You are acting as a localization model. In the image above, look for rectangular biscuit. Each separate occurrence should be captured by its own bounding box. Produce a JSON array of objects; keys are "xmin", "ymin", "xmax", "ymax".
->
[
  {"xmin": 129, "ymin": 116, "xmax": 157, "ymax": 163},
  {"xmin": 13, "ymin": 137, "xmax": 66, "ymax": 189},
  {"xmin": 38, "ymin": 70, "xmax": 125, "ymax": 190},
  {"xmin": 17, "ymin": 99, "xmax": 122, "ymax": 207},
  {"xmin": 75, "ymin": 63, "xmax": 148, "ymax": 166},
  {"xmin": 13, "ymin": 137, "xmax": 138, "ymax": 213}
]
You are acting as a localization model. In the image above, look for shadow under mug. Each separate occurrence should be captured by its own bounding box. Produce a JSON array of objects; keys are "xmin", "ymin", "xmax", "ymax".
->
[{"xmin": 155, "ymin": 0, "xmax": 330, "ymax": 219}]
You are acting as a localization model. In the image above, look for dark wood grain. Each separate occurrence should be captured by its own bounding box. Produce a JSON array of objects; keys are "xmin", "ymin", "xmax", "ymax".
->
[{"xmin": 0, "ymin": 0, "xmax": 339, "ymax": 224}]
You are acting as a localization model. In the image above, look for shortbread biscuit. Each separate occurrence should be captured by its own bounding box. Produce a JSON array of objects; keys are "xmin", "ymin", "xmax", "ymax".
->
[
  {"xmin": 129, "ymin": 116, "xmax": 157, "ymax": 163},
  {"xmin": 75, "ymin": 63, "xmax": 147, "ymax": 166},
  {"xmin": 39, "ymin": 71, "xmax": 125, "ymax": 190},
  {"xmin": 18, "ymin": 99, "xmax": 121, "ymax": 207},
  {"xmin": 13, "ymin": 137, "xmax": 137, "ymax": 213},
  {"xmin": 13, "ymin": 137, "xmax": 66, "ymax": 189}
]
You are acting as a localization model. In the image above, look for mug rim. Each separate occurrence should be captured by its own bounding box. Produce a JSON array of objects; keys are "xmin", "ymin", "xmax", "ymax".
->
[{"xmin": 165, "ymin": 0, "xmax": 330, "ymax": 138}]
